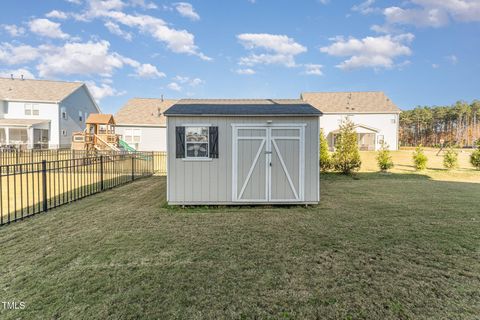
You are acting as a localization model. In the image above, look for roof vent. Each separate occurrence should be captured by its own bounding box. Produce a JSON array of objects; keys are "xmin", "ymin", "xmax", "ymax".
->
[
  {"xmin": 157, "ymin": 107, "xmax": 161, "ymax": 117},
  {"xmin": 161, "ymin": 94, "xmax": 164, "ymax": 102}
]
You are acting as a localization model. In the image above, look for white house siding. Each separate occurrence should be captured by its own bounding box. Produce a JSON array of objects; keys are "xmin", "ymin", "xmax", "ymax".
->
[
  {"xmin": 59, "ymin": 86, "xmax": 99, "ymax": 148},
  {"xmin": 115, "ymin": 125, "xmax": 167, "ymax": 151},
  {"xmin": 3, "ymin": 101, "xmax": 59, "ymax": 148},
  {"xmin": 167, "ymin": 116, "xmax": 319, "ymax": 205},
  {"xmin": 321, "ymin": 113, "xmax": 399, "ymax": 150}
]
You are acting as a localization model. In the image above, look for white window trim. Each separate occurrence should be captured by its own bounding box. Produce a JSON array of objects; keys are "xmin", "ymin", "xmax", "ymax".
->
[
  {"xmin": 25, "ymin": 103, "xmax": 40, "ymax": 116},
  {"xmin": 185, "ymin": 126, "xmax": 209, "ymax": 160}
]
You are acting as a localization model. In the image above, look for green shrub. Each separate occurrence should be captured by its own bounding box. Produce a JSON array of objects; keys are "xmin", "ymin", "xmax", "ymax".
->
[
  {"xmin": 376, "ymin": 142, "xmax": 394, "ymax": 172},
  {"xmin": 471, "ymin": 140, "xmax": 480, "ymax": 170},
  {"xmin": 319, "ymin": 129, "xmax": 332, "ymax": 172},
  {"xmin": 443, "ymin": 148, "xmax": 458, "ymax": 170},
  {"xmin": 413, "ymin": 145, "xmax": 428, "ymax": 170},
  {"xmin": 332, "ymin": 119, "xmax": 361, "ymax": 174}
]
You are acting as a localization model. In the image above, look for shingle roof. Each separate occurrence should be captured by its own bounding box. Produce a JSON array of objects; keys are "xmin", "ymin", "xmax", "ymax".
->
[
  {"xmin": 301, "ymin": 92, "xmax": 401, "ymax": 113},
  {"xmin": 164, "ymin": 99, "xmax": 322, "ymax": 116},
  {"xmin": 0, "ymin": 77, "xmax": 84, "ymax": 102},
  {"xmin": 86, "ymin": 114, "xmax": 115, "ymax": 125},
  {"xmin": 115, "ymin": 98, "xmax": 177, "ymax": 126}
]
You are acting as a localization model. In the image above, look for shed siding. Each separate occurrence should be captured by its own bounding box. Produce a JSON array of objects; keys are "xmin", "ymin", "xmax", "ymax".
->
[{"xmin": 167, "ymin": 116, "xmax": 319, "ymax": 204}]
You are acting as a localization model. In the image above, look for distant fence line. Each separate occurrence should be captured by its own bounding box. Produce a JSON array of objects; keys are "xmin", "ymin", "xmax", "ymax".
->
[
  {"xmin": 0, "ymin": 149, "xmax": 167, "ymax": 176},
  {"xmin": 0, "ymin": 153, "xmax": 154, "ymax": 226}
]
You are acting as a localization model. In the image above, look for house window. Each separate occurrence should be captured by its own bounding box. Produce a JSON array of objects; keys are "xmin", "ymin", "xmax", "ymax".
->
[
  {"xmin": 61, "ymin": 107, "xmax": 67, "ymax": 120},
  {"xmin": 185, "ymin": 127, "xmax": 209, "ymax": 158},
  {"xmin": 391, "ymin": 118, "xmax": 396, "ymax": 124},
  {"xmin": 9, "ymin": 128, "xmax": 28, "ymax": 144},
  {"xmin": 79, "ymin": 111, "xmax": 83, "ymax": 122},
  {"xmin": 62, "ymin": 129, "xmax": 67, "ymax": 136},
  {"xmin": 124, "ymin": 129, "xmax": 141, "ymax": 149},
  {"xmin": 25, "ymin": 104, "xmax": 39, "ymax": 116},
  {"xmin": 378, "ymin": 135, "xmax": 385, "ymax": 144}
]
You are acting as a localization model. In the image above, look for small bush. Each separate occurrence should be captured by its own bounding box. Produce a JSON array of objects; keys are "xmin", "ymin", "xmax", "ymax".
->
[
  {"xmin": 471, "ymin": 140, "xmax": 480, "ymax": 170},
  {"xmin": 443, "ymin": 148, "xmax": 458, "ymax": 170},
  {"xmin": 376, "ymin": 142, "xmax": 394, "ymax": 172},
  {"xmin": 332, "ymin": 119, "xmax": 361, "ymax": 174},
  {"xmin": 319, "ymin": 129, "xmax": 332, "ymax": 172},
  {"xmin": 413, "ymin": 145, "xmax": 428, "ymax": 170}
]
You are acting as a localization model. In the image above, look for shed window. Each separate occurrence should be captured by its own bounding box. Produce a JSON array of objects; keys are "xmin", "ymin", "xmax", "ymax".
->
[{"xmin": 186, "ymin": 127, "xmax": 209, "ymax": 158}]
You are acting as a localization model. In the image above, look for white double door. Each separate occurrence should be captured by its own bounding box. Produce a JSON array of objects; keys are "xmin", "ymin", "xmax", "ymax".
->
[{"xmin": 233, "ymin": 125, "xmax": 305, "ymax": 202}]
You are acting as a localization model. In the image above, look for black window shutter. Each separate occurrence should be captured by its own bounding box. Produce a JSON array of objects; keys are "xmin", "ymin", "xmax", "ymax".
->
[
  {"xmin": 176, "ymin": 126, "xmax": 185, "ymax": 158},
  {"xmin": 209, "ymin": 126, "xmax": 219, "ymax": 158}
]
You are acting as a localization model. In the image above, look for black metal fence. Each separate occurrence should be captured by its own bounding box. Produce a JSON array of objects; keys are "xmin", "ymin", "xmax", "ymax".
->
[
  {"xmin": 0, "ymin": 153, "xmax": 153, "ymax": 226},
  {"xmin": 0, "ymin": 149, "xmax": 167, "ymax": 176}
]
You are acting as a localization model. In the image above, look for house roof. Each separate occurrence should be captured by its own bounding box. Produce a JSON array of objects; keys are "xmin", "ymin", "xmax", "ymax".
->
[
  {"xmin": 86, "ymin": 114, "xmax": 115, "ymax": 125},
  {"xmin": 115, "ymin": 98, "xmax": 177, "ymax": 126},
  {"xmin": 164, "ymin": 99, "xmax": 322, "ymax": 116},
  {"xmin": 0, "ymin": 77, "xmax": 85, "ymax": 103},
  {"xmin": 301, "ymin": 92, "xmax": 401, "ymax": 113}
]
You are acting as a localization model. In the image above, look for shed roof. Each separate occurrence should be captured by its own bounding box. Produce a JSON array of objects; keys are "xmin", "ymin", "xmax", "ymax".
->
[
  {"xmin": 301, "ymin": 91, "xmax": 401, "ymax": 113},
  {"xmin": 115, "ymin": 98, "xmax": 177, "ymax": 126},
  {"xmin": 86, "ymin": 114, "xmax": 115, "ymax": 125},
  {"xmin": 0, "ymin": 77, "xmax": 84, "ymax": 102},
  {"xmin": 164, "ymin": 99, "xmax": 322, "ymax": 116}
]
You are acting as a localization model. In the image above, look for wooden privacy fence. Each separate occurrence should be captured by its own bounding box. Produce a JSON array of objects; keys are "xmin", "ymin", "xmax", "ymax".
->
[
  {"xmin": 0, "ymin": 153, "xmax": 153, "ymax": 226},
  {"xmin": 0, "ymin": 149, "xmax": 168, "ymax": 176}
]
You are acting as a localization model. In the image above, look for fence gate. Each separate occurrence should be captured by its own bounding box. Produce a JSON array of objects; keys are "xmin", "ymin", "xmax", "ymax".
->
[{"xmin": 232, "ymin": 125, "xmax": 305, "ymax": 203}]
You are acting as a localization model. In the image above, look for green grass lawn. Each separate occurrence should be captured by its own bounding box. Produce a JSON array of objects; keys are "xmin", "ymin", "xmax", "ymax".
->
[{"xmin": 0, "ymin": 172, "xmax": 479, "ymax": 319}]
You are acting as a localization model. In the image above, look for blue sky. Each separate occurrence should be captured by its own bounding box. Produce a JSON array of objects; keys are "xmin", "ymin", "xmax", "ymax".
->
[{"xmin": 0, "ymin": 0, "xmax": 479, "ymax": 113}]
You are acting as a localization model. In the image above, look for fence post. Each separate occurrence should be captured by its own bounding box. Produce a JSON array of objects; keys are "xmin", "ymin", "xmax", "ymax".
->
[
  {"xmin": 100, "ymin": 155, "xmax": 104, "ymax": 191},
  {"xmin": 151, "ymin": 151, "xmax": 154, "ymax": 175},
  {"xmin": 131, "ymin": 155, "xmax": 135, "ymax": 181},
  {"xmin": 42, "ymin": 160, "xmax": 48, "ymax": 212},
  {"xmin": 15, "ymin": 149, "xmax": 19, "ymax": 164}
]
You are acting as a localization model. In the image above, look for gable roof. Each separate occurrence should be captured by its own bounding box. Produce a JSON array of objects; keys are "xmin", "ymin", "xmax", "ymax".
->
[
  {"xmin": 115, "ymin": 98, "xmax": 177, "ymax": 126},
  {"xmin": 301, "ymin": 92, "xmax": 401, "ymax": 113},
  {"xmin": 0, "ymin": 77, "xmax": 85, "ymax": 103},
  {"xmin": 86, "ymin": 114, "xmax": 115, "ymax": 125},
  {"xmin": 164, "ymin": 99, "xmax": 322, "ymax": 116}
]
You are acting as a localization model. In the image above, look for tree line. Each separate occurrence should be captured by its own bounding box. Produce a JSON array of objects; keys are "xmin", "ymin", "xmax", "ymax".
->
[{"xmin": 400, "ymin": 100, "xmax": 480, "ymax": 147}]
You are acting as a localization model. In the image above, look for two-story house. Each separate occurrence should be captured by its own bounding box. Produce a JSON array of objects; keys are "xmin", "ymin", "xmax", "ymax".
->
[{"xmin": 0, "ymin": 76, "xmax": 100, "ymax": 149}]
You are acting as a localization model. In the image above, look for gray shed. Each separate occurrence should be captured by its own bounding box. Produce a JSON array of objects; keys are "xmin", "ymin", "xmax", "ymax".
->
[{"xmin": 164, "ymin": 99, "xmax": 322, "ymax": 205}]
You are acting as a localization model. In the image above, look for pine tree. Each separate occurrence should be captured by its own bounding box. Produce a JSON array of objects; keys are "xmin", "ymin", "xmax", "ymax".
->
[
  {"xmin": 332, "ymin": 119, "xmax": 361, "ymax": 174},
  {"xmin": 319, "ymin": 129, "xmax": 331, "ymax": 172},
  {"xmin": 413, "ymin": 145, "xmax": 428, "ymax": 170},
  {"xmin": 376, "ymin": 142, "xmax": 394, "ymax": 172},
  {"xmin": 443, "ymin": 147, "xmax": 458, "ymax": 170},
  {"xmin": 471, "ymin": 139, "xmax": 480, "ymax": 170}
]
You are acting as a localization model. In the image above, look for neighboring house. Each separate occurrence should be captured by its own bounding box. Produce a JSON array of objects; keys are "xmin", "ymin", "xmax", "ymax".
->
[
  {"xmin": 115, "ymin": 98, "xmax": 177, "ymax": 151},
  {"xmin": 0, "ymin": 76, "xmax": 100, "ymax": 149},
  {"xmin": 301, "ymin": 92, "xmax": 401, "ymax": 151},
  {"xmin": 164, "ymin": 99, "xmax": 322, "ymax": 205}
]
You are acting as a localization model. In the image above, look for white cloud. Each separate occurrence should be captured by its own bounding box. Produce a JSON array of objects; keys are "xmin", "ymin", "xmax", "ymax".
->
[
  {"xmin": 0, "ymin": 68, "xmax": 35, "ymax": 79},
  {"xmin": 130, "ymin": 0, "xmax": 157, "ymax": 9},
  {"xmin": 104, "ymin": 21, "xmax": 132, "ymax": 40},
  {"xmin": 2, "ymin": 24, "xmax": 26, "ymax": 37},
  {"xmin": 73, "ymin": 0, "xmax": 210, "ymax": 60},
  {"xmin": 46, "ymin": 10, "xmax": 69, "ymax": 19},
  {"xmin": 381, "ymin": 0, "xmax": 480, "ymax": 28},
  {"xmin": 446, "ymin": 54, "xmax": 458, "ymax": 65},
  {"xmin": 0, "ymin": 43, "xmax": 40, "ymax": 65},
  {"xmin": 173, "ymin": 75, "xmax": 204, "ymax": 86},
  {"xmin": 352, "ymin": 0, "xmax": 378, "ymax": 14},
  {"xmin": 432, "ymin": 63, "xmax": 439, "ymax": 68},
  {"xmin": 320, "ymin": 33, "xmax": 414, "ymax": 70},
  {"xmin": 235, "ymin": 68, "xmax": 256, "ymax": 75},
  {"xmin": 174, "ymin": 2, "xmax": 200, "ymax": 21},
  {"xmin": 167, "ymin": 82, "xmax": 182, "ymax": 91},
  {"xmin": 66, "ymin": 0, "xmax": 83, "ymax": 4},
  {"xmin": 85, "ymin": 80, "xmax": 125, "ymax": 101},
  {"xmin": 237, "ymin": 33, "xmax": 307, "ymax": 67},
  {"xmin": 133, "ymin": 63, "xmax": 166, "ymax": 78},
  {"xmin": 29, "ymin": 18, "xmax": 69, "ymax": 39},
  {"xmin": 303, "ymin": 64, "xmax": 323, "ymax": 75}
]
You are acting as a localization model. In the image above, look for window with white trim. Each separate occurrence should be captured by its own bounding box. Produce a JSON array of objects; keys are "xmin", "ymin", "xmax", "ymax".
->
[
  {"xmin": 124, "ymin": 129, "xmax": 141, "ymax": 149},
  {"xmin": 25, "ymin": 103, "xmax": 39, "ymax": 116},
  {"xmin": 61, "ymin": 107, "xmax": 67, "ymax": 120},
  {"xmin": 378, "ymin": 135, "xmax": 385, "ymax": 144},
  {"xmin": 391, "ymin": 118, "xmax": 396, "ymax": 124},
  {"xmin": 185, "ymin": 126, "xmax": 209, "ymax": 158},
  {"xmin": 62, "ymin": 129, "xmax": 68, "ymax": 136}
]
